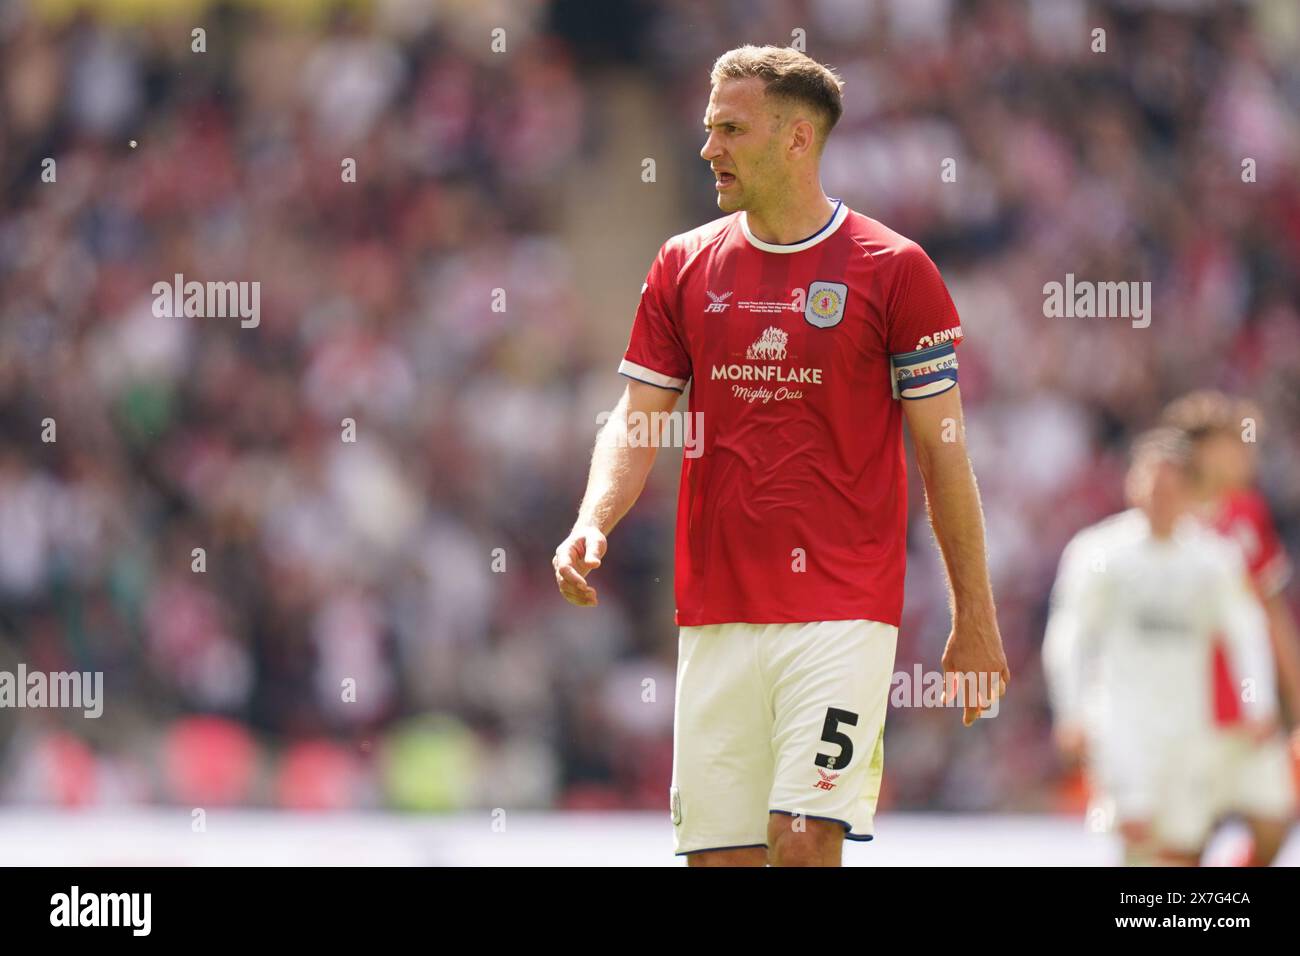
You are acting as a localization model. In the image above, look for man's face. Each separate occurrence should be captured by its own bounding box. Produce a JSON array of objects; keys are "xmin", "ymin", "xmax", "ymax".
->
[
  {"xmin": 700, "ymin": 78, "xmax": 786, "ymax": 213},
  {"xmin": 1127, "ymin": 457, "xmax": 1190, "ymax": 522},
  {"xmin": 1149, "ymin": 459, "xmax": 1190, "ymax": 513},
  {"xmin": 1192, "ymin": 431, "xmax": 1255, "ymax": 492}
]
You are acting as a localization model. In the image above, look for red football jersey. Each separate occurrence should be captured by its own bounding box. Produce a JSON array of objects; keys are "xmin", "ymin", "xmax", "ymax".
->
[
  {"xmin": 1214, "ymin": 488, "xmax": 1292, "ymax": 597},
  {"xmin": 619, "ymin": 202, "xmax": 963, "ymax": 627},
  {"xmin": 1208, "ymin": 488, "xmax": 1291, "ymax": 724}
]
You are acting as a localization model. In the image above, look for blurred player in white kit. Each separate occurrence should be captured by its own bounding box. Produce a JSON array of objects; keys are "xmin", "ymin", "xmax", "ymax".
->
[
  {"xmin": 1162, "ymin": 391, "xmax": 1299, "ymax": 865},
  {"xmin": 1043, "ymin": 428, "xmax": 1281, "ymax": 865}
]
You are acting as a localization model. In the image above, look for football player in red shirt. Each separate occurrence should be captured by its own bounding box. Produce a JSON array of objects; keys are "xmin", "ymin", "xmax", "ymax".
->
[
  {"xmin": 553, "ymin": 45, "xmax": 1008, "ymax": 866},
  {"xmin": 1163, "ymin": 391, "xmax": 1300, "ymax": 864}
]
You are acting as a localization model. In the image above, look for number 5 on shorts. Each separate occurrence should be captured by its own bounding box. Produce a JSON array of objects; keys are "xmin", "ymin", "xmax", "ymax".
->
[{"xmin": 815, "ymin": 707, "xmax": 859, "ymax": 771}]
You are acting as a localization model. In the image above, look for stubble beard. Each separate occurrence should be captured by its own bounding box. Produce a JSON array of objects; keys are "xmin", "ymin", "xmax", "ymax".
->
[{"xmin": 716, "ymin": 182, "xmax": 743, "ymax": 213}]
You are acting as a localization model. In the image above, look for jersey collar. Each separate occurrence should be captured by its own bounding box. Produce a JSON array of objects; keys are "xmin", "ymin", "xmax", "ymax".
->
[{"xmin": 740, "ymin": 199, "xmax": 848, "ymax": 254}]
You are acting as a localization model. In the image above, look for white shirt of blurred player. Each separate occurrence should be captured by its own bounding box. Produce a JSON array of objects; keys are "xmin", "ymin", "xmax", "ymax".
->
[{"xmin": 1043, "ymin": 508, "xmax": 1278, "ymax": 748}]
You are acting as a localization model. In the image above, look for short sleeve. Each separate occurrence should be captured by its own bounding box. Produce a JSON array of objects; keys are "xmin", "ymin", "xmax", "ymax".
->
[
  {"xmin": 618, "ymin": 244, "xmax": 692, "ymax": 392},
  {"xmin": 885, "ymin": 242, "xmax": 963, "ymax": 400}
]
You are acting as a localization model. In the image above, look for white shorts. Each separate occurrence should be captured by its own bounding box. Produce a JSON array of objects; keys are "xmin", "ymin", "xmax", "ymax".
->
[
  {"xmin": 1213, "ymin": 730, "xmax": 1296, "ymax": 822},
  {"xmin": 1090, "ymin": 732, "xmax": 1221, "ymax": 852},
  {"xmin": 670, "ymin": 619, "xmax": 898, "ymax": 856}
]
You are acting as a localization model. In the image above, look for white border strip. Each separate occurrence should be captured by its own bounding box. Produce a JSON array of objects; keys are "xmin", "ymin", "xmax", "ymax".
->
[
  {"xmin": 741, "ymin": 201, "xmax": 849, "ymax": 254},
  {"xmin": 899, "ymin": 377, "xmax": 958, "ymax": 400},
  {"xmin": 618, "ymin": 359, "xmax": 688, "ymax": 391}
]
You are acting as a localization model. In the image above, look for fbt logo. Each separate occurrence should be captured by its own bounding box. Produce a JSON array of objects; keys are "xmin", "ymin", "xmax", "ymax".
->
[
  {"xmin": 704, "ymin": 290, "xmax": 733, "ymax": 313},
  {"xmin": 916, "ymin": 326, "xmax": 962, "ymax": 348},
  {"xmin": 814, "ymin": 768, "xmax": 839, "ymax": 791}
]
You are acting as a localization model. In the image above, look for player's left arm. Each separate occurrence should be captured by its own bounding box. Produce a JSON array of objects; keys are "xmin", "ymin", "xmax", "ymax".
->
[
  {"xmin": 903, "ymin": 384, "xmax": 1009, "ymax": 726},
  {"xmin": 1240, "ymin": 496, "xmax": 1300, "ymax": 728},
  {"xmin": 1213, "ymin": 554, "xmax": 1280, "ymax": 737},
  {"xmin": 1261, "ymin": 591, "xmax": 1300, "ymax": 730}
]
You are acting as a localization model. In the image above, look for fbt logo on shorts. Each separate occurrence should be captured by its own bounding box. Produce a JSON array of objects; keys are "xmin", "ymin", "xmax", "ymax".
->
[
  {"xmin": 889, "ymin": 664, "xmax": 1001, "ymax": 718},
  {"xmin": 814, "ymin": 768, "xmax": 840, "ymax": 791}
]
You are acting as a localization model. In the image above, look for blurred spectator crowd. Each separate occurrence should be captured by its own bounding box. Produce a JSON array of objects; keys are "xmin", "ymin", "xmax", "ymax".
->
[{"xmin": 0, "ymin": 0, "xmax": 1297, "ymax": 817}]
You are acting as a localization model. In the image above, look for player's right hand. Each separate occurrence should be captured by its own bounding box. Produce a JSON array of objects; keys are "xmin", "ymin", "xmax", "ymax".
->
[
  {"xmin": 553, "ymin": 526, "xmax": 607, "ymax": 607},
  {"xmin": 1053, "ymin": 724, "xmax": 1088, "ymax": 767}
]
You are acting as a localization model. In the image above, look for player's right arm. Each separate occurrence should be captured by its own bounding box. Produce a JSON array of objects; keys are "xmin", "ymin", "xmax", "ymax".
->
[
  {"xmin": 555, "ymin": 241, "xmax": 691, "ymax": 608},
  {"xmin": 553, "ymin": 380, "xmax": 680, "ymax": 608},
  {"xmin": 1042, "ymin": 531, "xmax": 1107, "ymax": 762}
]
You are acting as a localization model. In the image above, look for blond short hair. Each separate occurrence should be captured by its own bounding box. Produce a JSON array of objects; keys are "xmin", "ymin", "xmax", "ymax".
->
[
  {"xmin": 1160, "ymin": 390, "xmax": 1259, "ymax": 442},
  {"xmin": 710, "ymin": 45, "xmax": 845, "ymax": 142},
  {"xmin": 1129, "ymin": 426, "xmax": 1193, "ymax": 469}
]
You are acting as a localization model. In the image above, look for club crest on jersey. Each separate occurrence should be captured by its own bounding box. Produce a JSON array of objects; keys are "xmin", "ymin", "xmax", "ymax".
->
[
  {"xmin": 704, "ymin": 290, "xmax": 733, "ymax": 313},
  {"xmin": 805, "ymin": 281, "xmax": 847, "ymax": 328}
]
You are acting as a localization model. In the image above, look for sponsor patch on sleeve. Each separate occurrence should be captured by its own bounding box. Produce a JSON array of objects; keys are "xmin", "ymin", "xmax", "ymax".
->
[{"xmin": 890, "ymin": 341, "xmax": 958, "ymax": 400}]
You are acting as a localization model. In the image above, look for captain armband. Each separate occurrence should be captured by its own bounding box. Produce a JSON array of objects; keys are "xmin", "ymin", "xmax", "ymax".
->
[{"xmin": 890, "ymin": 342, "xmax": 958, "ymax": 400}]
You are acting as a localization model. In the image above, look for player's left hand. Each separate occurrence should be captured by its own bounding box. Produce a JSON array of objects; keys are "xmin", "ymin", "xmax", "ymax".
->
[{"xmin": 941, "ymin": 613, "xmax": 1010, "ymax": 726}]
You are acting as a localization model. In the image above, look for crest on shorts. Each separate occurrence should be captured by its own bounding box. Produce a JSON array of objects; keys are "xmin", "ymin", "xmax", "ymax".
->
[{"xmin": 805, "ymin": 281, "xmax": 847, "ymax": 329}]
